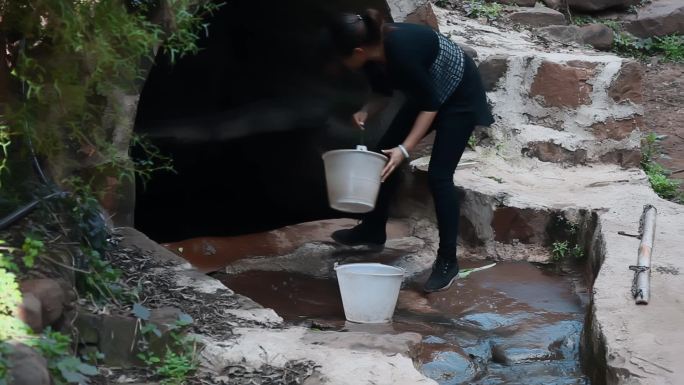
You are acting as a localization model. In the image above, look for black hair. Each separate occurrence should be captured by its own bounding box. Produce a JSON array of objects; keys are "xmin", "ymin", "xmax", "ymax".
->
[{"xmin": 328, "ymin": 9, "xmax": 385, "ymax": 57}]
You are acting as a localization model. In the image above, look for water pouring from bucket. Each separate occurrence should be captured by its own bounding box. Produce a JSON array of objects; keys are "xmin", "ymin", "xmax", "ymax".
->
[{"xmin": 321, "ymin": 145, "xmax": 387, "ymax": 214}]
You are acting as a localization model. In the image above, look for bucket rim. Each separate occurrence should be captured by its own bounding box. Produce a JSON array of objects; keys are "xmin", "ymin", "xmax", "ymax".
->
[
  {"xmin": 322, "ymin": 149, "xmax": 388, "ymax": 162},
  {"xmin": 334, "ymin": 262, "xmax": 405, "ymax": 277}
]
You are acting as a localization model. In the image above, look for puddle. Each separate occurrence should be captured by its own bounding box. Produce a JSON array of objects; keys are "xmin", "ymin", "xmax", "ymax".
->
[
  {"xmin": 164, "ymin": 219, "xmax": 410, "ymax": 273},
  {"xmin": 216, "ymin": 261, "xmax": 590, "ymax": 385},
  {"xmin": 175, "ymin": 219, "xmax": 590, "ymax": 384}
]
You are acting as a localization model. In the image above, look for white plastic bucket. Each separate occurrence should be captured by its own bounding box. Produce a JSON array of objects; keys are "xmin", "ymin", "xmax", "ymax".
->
[
  {"xmin": 334, "ymin": 263, "xmax": 404, "ymax": 323},
  {"xmin": 322, "ymin": 148, "xmax": 387, "ymax": 213}
]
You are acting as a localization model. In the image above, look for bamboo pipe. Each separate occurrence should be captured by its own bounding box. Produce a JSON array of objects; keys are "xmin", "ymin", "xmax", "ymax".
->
[{"xmin": 630, "ymin": 205, "xmax": 657, "ymax": 305}]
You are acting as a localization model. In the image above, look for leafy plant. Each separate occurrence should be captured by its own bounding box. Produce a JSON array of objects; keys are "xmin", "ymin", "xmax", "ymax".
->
[
  {"xmin": 134, "ymin": 307, "xmax": 198, "ymax": 385},
  {"xmin": 20, "ymin": 236, "xmax": 44, "ymax": 269},
  {"xmin": 468, "ymin": 135, "xmax": 478, "ymax": 149},
  {"xmin": 31, "ymin": 328, "xmax": 98, "ymax": 385},
  {"xmin": 653, "ymin": 34, "xmax": 684, "ymax": 62},
  {"xmin": 641, "ymin": 133, "xmax": 683, "ymax": 202},
  {"xmin": 571, "ymin": 244, "xmax": 584, "ymax": 259},
  {"xmin": 466, "ymin": 0, "xmax": 503, "ymax": 20},
  {"xmin": 551, "ymin": 240, "xmax": 569, "ymax": 262},
  {"xmin": 0, "ymin": 342, "xmax": 11, "ymax": 385},
  {"xmin": 0, "ymin": 0, "xmax": 221, "ymax": 193}
]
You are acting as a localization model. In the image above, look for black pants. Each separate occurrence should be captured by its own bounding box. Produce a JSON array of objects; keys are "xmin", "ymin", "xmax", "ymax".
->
[{"xmin": 364, "ymin": 99, "xmax": 477, "ymax": 259}]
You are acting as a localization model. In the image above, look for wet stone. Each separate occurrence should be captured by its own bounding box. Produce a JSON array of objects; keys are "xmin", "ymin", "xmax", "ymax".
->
[{"xmin": 421, "ymin": 351, "xmax": 478, "ymax": 385}]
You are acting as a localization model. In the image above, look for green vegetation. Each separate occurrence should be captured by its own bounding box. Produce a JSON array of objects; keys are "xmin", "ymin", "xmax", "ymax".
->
[
  {"xmin": 135, "ymin": 304, "xmax": 198, "ymax": 385},
  {"xmin": 466, "ymin": 0, "xmax": 504, "ymax": 20},
  {"xmin": 468, "ymin": 135, "xmax": 478, "ymax": 149},
  {"xmin": 641, "ymin": 133, "xmax": 683, "ymax": 202},
  {"xmin": 569, "ymin": 14, "xmax": 684, "ymax": 62},
  {"xmin": 0, "ymin": 0, "xmax": 221, "ymax": 192},
  {"xmin": 551, "ymin": 240, "xmax": 569, "ymax": 262}
]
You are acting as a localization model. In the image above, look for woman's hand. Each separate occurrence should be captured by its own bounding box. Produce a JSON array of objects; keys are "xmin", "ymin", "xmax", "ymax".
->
[
  {"xmin": 352, "ymin": 110, "xmax": 368, "ymax": 130},
  {"xmin": 380, "ymin": 147, "xmax": 407, "ymax": 182}
]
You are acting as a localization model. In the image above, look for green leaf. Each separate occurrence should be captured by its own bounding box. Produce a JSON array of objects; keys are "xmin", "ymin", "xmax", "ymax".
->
[
  {"xmin": 78, "ymin": 362, "xmax": 98, "ymax": 375},
  {"xmin": 132, "ymin": 303, "xmax": 150, "ymax": 320}
]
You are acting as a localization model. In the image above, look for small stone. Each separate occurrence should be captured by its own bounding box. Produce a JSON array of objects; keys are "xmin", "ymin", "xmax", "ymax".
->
[
  {"xmin": 8, "ymin": 343, "xmax": 51, "ymax": 385},
  {"xmin": 579, "ymin": 23, "xmax": 614, "ymax": 51},
  {"xmin": 478, "ymin": 55, "xmax": 509, "ymax": 91},
  {"xmin": 608, "ymin": 60, "xmax": 643, "ymax": 104},
  {"xmin": 538, "ymin": 25, "xmax": 583, "ymax": 45},
  {"xmin": 508, "ymin": 7, "xmax": 566, "ymax": 27},
  {"xmin": 405, "ymin": 2, "xmax": 440, "ymax": 31},
  {"xmin": 16, "ymin": 293, "xmax": 43, "ymax": 333},
  {"xmin": 20, "ymin": 278, "xmax": 66, "ymax": 327},
  {"xmin": 522, "ymin": 142, "xmax": 588, "ymax": 164}
]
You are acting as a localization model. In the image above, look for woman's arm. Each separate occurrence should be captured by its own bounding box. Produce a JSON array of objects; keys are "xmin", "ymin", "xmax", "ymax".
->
[
  {"xmin": 380, "ymin": 110, "xmax": 437, "ymax": 181},
  {"xmin": 353, "ymin": 95, "xmax": 391, "ymax": 129}
]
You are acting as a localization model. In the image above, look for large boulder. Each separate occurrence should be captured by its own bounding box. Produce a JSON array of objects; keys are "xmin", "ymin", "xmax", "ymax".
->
[
  {"xmin": 566, "ymin": 0, "xmax": 638, "ymax": 12},
  {"xmin": 625, "ymin": 0, "xmax": 684, "ymax": 38},
  {"xmin": 386, "ymin": 0, "xmax": 430, "ymax": 22},
  {"xmin": 507, "ymin": 6, "xmax": 566, "ymax": 28}
]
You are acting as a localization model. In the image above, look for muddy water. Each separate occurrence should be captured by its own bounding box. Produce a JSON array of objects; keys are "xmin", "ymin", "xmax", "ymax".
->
[
  {"xmin": 218, "ymin": 261, "xmax": 590, "ymax": 385},
  {"xmin": 173, "ymin": 219, "xmax": 590, "ymax": 384},
  {"xmin": 163, "ymin": 219, "xmax": 410, "ymax": 273}
]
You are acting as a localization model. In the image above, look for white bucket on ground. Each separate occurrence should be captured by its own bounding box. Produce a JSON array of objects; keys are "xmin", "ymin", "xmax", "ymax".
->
[
  {"xmin": 334, "ymin": 263, "xmax": 404, "ymax": 323},
  {"xmin": 322, "ymin": 148, "xmax": 387, "ymax": 213}
]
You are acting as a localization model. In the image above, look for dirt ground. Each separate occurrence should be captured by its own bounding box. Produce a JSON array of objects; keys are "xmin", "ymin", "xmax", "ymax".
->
[{"xmin": 643, "ymin": 61, "xmax": 684, "ymax": 191}]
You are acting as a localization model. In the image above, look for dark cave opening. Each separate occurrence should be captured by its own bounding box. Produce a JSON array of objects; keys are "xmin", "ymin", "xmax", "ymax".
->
[{"xmin": 133, "ymin": 0, "xmax": 391, "ymax": 242}]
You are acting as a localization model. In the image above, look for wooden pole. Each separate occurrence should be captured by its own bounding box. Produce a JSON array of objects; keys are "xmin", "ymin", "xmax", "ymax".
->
[{"xmin": 631, "ymin": 205, "xmax": 657, "ymax": 305}]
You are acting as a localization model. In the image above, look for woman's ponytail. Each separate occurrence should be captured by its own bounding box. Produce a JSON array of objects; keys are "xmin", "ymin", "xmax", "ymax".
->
[
  {"xmin": 360, "ymin": 8, "xmax": 384, "ymax": 45},
  {"xmin": 328, "ymin": 8, "xmax": 386, "ymax": 56}
]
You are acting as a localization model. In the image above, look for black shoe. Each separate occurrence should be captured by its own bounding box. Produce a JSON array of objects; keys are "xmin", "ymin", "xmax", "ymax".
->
[
  {"xmin": 423, "ymin": 257, "xmax": 460, "ymax": 293},
  {"xmin": 331, "ymin": 222, "xmax": 386, "ymax": 251}
]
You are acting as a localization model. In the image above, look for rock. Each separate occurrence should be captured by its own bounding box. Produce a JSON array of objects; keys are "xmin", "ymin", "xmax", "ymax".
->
[
  {"xmin": 421, "ymin": 351, "xmax": 478, "ymax": 384},
  {"xmin": 608, "ymin": 60, "xmax": 643, "ymax": 104},
  {"xmin": 478, "ymin": 54, "xmax": 509, "ymax": 91},
  {"xmin": 386, "ymin": 0, "xmax": 430, "ymax": 22},
  {"xmin": 491, "ymin": 207, "xmax": 551, "ymax": 244},
  {"xmin": 7, "ymin": 343, "xmax": 51, "ymax": 385},
  {"xmin": 507, "ymin": 7, "xmax": 566, "ymax": 27},
  {"xmin": 566, "ymin": 0, "xmax": 638, "ymax": 12},
  {"xmin": 539, "ymin": 24, "xmax": 613, "ymax": 50},
  {"xmin": 538, "ymin": 25, "xmax": 583, "ymax": 44},
  {"xmin": 405, "ymin": 2, "xmax": 439, "ymax": 31},
  {"xmin": 592, "ymin": 116, "xmax": 643, "ymax": 140},
  {"xmin": 530, "ymin": 61, "xmax": 594, "ymax": 108},
  {"xmin": 542, "ymin": 0, "xmax": 563, "ymax": 10},
  {"xmin": 579, "ymin": 23, "xmax": 614, "ymax": 50},
  {"xmin": 20, "ymin": 279, "xmax": 66, "ymax": 327},
  {"xmin": 490, "ymin": 0, "xmax": 536, "ymax": 6},
  {"xmin": 460, "ymin": 44, "xmax": 478, "ymax": 59},
  {"xmin": 16, "ymin": 293, "xmax": 43, "ymax": 333},
  {"xmin": 599, "ymin": 148, "xmax": 642, "ymax": 168},
  {"xmin": 522, "ymin": 142, "xmax": 588, "ymax": 164},
  {"xmin": 625, "ymin": 0, "xmax": 684, "ymax": 38}
]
